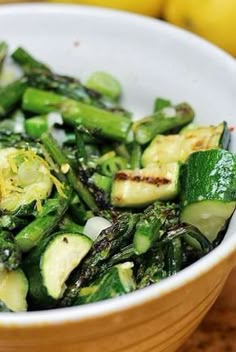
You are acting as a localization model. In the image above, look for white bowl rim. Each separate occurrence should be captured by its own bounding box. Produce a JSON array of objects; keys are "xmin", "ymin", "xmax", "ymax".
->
[{"xmin": 0, "ymin": 3, "xmax": 236, "ymax": 327}]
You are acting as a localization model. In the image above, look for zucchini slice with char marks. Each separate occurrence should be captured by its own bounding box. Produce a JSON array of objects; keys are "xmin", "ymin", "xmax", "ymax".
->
[
  {"xmin": 142, "ymin": 122, "xmax": 230, "ymax": 167},
  {"xmin": 181, "ymin": 149, "xmax": 236, "ymax": 242},
  {"xmin": 24, "ymin": 232, "xmax": 92, "ymax": 308},
  {"xmin": 111, "ymin": 162, "xmax": 180, "ymax": 208}
]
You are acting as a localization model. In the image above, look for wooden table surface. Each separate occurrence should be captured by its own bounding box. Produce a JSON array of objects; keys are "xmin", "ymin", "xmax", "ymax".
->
[{"xmin": 180, "ymin": 267, "xmax": 236, "ymax": 352}]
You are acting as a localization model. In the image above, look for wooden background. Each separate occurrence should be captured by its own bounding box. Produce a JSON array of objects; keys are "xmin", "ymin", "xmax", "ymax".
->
[{"xmin": 180, "ymin": 267, "xmax": 236, "ymax": 352}]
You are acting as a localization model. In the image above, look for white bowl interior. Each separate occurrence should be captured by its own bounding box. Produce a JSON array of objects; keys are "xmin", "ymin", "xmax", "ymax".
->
[{"xmin": 0, "ymin": 4, "xmax": 235, "ymax": 324}]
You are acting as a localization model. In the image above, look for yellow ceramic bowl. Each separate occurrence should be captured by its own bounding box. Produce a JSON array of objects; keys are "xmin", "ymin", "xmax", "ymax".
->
[{"xmin": 0, "ymin": 4, "xmax": 236, "ymax": 352}]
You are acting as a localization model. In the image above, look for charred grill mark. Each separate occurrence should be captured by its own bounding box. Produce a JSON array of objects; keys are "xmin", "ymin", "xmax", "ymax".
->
[
  {"xmin": 192, "ymin": 139, "xmax": 205, "ymax": 149},
  {"xmin": 115, "ymin": 172, "xmax": 171, "ymax": 186}
]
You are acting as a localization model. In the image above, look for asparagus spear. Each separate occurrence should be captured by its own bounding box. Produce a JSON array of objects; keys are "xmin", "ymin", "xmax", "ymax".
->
[
  {"xmin": 133, "ymin": 102, "xmax": 195, "ymax": 144},
  {"xmin": 0, "ymin": 41, "xmax": 8, "ymax": 73},
  {"xmin": 11, "ymin": 47, "xmax": 50, "ymax": 72},
  {"xmin": 165, "ymin": 238, "xmax": 183, "ymax": 276},
  {"xmin": 13, "ymin": 47, "xmax": 129, "ymax": 113},
  {"xmin": 15, "ymin": 187, "xmax": 73, "ymax": 252},
  {"xmin": 12, "ymin": 47, "xmax": 104, "ymax": 105},
  {"xmin": 136, "ymin": 247, "xmax": 167, "ymax": 289},
  {"xmin": 60, "ymin": 212, "xmax": 139, "ymax": 306},
  {"xmin": 107, "ymin": 244, "xmax": 135, "ymax": 265},
  {"xmin": 78, "ymin": 213, "xmax": 138, "ymax": 282},
  {"xmin": 27, "ymin": 66, "xmax": 133, "ymax": 117},
  {"xmin": 27, "ymin": 70, "xmax": 106, "ymax": 107},
  {"xmin": 133, "ymin": 204, "xmax": 163, "ymax": 255},
  {"xmin": 0, "ymin": 231, "xmax": 21, "ymax": 271},
  {"xmin": 0, "ymin": 79, "xmax": 27, "ymax": 117},
  {"xmin": 23, "ymin": 88, "xmax": 131, "ymax": 142},
  {"xmin": 133, "ymin": 202, "xmax": 179, "ymax": 255},
  {"xmin": 75, "ymin": 262, "xmax": 136, "ymax": 305},
  {"xmin": 41, "ymin": 133, "xmax": 98, "ymax": 212},
  {"xmin": 95, "ymin": 244, "xmax": 135, "ymax": 278}
]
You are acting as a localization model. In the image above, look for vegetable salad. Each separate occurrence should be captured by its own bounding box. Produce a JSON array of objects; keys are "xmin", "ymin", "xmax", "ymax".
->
[{"xmin": 0, "ymin": 41, "xmax": 235, "ymax": 312}]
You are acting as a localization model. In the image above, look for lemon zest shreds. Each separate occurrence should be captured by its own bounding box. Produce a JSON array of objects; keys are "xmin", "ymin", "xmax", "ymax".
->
[
  {"xmin": 8, "ymin": 155, "xmax": 18, "ymax": 174},
  {"xmin": 50, "ymin": 175, "xmax": 66, "ymax": 198},
  {"xmin": 6, "ymin": 184, "xmax": 24, "ymax": 193},
  {"xmin": 0, "ymin": 147, "xmax": 66, "ymax": 213}
]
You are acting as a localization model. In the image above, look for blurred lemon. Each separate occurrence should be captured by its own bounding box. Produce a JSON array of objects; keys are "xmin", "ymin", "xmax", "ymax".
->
[
  {"xmin": 164, "ymin": 0, "xmax": 236, "ymax": 56},
  {"xmin": 49, "ymin": 0, "xmax": 164, "ymax": 17}
]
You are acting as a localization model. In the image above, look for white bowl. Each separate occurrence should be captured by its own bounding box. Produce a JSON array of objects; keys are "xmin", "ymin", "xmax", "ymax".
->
[{"xmin": 0, "ymin": 4, "xmax": 235, "ymax": 352}]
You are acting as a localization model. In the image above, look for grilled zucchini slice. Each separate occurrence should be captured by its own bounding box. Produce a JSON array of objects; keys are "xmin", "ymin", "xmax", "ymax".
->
[
  {"xmin": 181, "ymin": 149, "xmax": 236, "ymax": 242},
  {"xmin": 111, "ymin": 162, "xmax": 180, "ymax": 207},
  {"xmin": 142, "ymin": 122, "xmax": 230, "ymax": 167}
]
